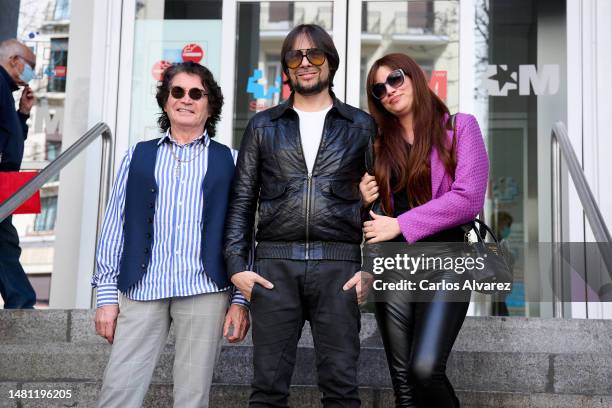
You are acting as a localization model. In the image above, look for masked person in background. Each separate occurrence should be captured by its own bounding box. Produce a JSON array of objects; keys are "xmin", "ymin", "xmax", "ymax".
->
[{"xmin": 0, "ymin": 39, "xmax": 37, "ymax": 309}]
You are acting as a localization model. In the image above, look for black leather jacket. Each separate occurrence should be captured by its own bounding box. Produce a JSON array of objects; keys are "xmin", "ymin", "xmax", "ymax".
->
[{"xmin": 224, "ymin": 95, "xmax": 376, "ymax": 276}]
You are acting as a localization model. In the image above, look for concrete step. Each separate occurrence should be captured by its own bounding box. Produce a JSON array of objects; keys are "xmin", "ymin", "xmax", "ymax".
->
[
  {"xmin": 3, "ymin": 310, "xmax": 612, "ymax": 354},
  {"xmin": 1, "ymin": 343, "xmax": 611, "ymax": 396},
  {"xmin": 1, "ymin": 310, "xmax": 612, "ymax": 406},
  {"xmin": 0, "ymin": 383, "xmax": 611, "ymax": 408}
]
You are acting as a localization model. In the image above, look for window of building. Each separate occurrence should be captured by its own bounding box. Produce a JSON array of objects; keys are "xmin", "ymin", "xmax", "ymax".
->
[
  {"xmin": 53, "ymin": 0, "xmax": 71, "ymax": 21},
  {"xmin": 47, "ymin": 38, "xmax": 68, "ymax": 93},
  {"xmin": 407, "ymin": 1, "xmax": 434, "ymax": 33},
  {"xmin": 29, "ymin": 274, "xmax": 52, "ymax": 306},
  {"xmin": 162, "ymin": 0, "xmax": 222, "ymax": 19},
  {"xmin": 34, "ymin": 196, "xmax": 58, "ymax": 232},
  {"xmin": 45, "ymin": 141, "xmax": 61, "ymax": 161},
  {"xmin": 269, "ymin": 3, "xmax": 294, "ymax": 22}
]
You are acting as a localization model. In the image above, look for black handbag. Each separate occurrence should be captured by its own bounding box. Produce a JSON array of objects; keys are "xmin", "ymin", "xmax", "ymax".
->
[
  {"xmin": 460, "ymin": 219, "xmax": 513, "ymax": 294},
  {"xmin": 446, "ymin": 114, "xmax": 512, "ymax": 294}
]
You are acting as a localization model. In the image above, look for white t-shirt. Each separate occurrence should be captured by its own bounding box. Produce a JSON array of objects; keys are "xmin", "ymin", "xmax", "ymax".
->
[{"xmin": 294, "ymin": 105, "xmax": 333, "ymax": 174}]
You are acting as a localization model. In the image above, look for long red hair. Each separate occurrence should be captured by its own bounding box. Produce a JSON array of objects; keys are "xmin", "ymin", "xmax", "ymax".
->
[{"xmin": 366, "ymin": 53, "xmax": 456, "ymax": 214}]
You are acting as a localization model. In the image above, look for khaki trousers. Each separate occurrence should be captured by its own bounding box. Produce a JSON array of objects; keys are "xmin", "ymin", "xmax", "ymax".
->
[{"xmin": 97, "ymin": 291, "xmax": 229, "ymax": 408}]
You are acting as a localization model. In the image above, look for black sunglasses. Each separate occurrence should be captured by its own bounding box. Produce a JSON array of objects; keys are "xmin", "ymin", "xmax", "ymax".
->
[
  {"xmin": 284, "ymin": 48, "xmax": 326, "ymax": 69},
  {"xmin": 170, "ymin": 86, "xmax": 208, "ymax": 101},
  {"xmin": 371, "ymin": 69, "xmax": 406, "ymax": 100}
]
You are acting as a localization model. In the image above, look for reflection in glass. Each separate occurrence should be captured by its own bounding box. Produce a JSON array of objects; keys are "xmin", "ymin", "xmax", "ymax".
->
[
  {"xmin": 128, "ymin": 0, "xmax": 223, "ymax": 144},
  {"xmin": 358, "ymin": 1, "xmax": 459, "ymax": 112},
  {"xmin": 233, "ymin": 2, "xmax": 334, "ymax": 147}
]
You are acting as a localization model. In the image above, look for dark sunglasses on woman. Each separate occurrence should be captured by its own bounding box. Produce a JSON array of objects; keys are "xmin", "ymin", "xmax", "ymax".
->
[
  {"xmin": 371, "ymin": 69, "xmax": 406, "ymax": 100},
  {"xmin": 284, "ymin": 48, "xmax": 326, "ymax": 69},
  {"xmin": 170, "ymin": 86, "xmax": 208, "ymax": 101}
]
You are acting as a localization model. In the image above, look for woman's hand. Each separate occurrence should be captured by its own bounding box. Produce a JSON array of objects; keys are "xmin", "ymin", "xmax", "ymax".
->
[
  {"xmin": 359, "ymin": 172, "xmax": 379, "ymax": 207},
  {"xmin": 363, "ymin": 210, "xmax": 401, "ymax": 243}
]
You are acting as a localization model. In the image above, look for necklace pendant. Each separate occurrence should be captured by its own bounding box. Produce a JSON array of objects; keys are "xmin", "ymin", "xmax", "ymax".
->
[{"xmin": 175, "ymin": 163, "xmax": 181, "ymax": 179}]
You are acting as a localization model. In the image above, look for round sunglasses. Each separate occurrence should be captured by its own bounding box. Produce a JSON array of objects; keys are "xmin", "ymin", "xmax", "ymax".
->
[
  {"xmin": 371, "ymin": 69, "xmax": 406, "ymax": 100},
  {"xmin": 170, "ymin": 86, "xmax": 208, "ymax": 101},
  {"xmin": 284, "ymin": 48, "xmax": 326, "ymax": 69}
]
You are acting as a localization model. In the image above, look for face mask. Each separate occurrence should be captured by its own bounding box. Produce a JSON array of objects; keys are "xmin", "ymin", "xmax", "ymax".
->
[
  {"xmin": 18, "ymin": 57, "xmax": 34, "ymax": 83},
  {"xmin": 501, "ymin": 226, "xmax": 511, "ymax": 240}
]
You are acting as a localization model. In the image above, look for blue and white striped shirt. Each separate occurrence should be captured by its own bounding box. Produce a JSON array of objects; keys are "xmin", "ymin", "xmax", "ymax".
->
[{"xmin": 91, "ymin": 130, "xmax": 247, "ymax": 308}]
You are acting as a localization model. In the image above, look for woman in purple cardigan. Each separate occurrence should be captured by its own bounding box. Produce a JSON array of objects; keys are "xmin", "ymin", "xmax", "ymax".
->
[{"xmin": 360, "ymin": 53, "xmax": 489, "ymax": 407}]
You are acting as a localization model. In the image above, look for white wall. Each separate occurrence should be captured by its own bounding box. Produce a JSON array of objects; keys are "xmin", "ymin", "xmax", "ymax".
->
[
  {"xmin": 50, "ymin": 0, "xmax": 123, "ymax": 308},
  {"xmin": 48, "ymin": 0, "xmax": 94, "ymax": 308},
  {"xmin": 580, "ymin": 0, "xmax": 612, "ymax": 318}
]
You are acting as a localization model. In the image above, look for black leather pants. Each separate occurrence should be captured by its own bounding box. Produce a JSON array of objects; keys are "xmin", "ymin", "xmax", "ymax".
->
[
  {"xmin": 249, "ymin": 258, "xmax": 361, "ymax": 408},
  {"xmin": 374, "ymin": 271, "xmax": 470, "ymax": 407}
]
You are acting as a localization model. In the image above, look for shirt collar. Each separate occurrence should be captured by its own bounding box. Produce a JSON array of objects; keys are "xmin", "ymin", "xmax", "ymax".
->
[
  {"xmin": 268, "ymin": 91, "xmax": 354, "ymax": 122},
  {"xmin": 0, "ymin": 65, "xmax": 19, "ymax": 92},
  {"xmin": 158, "ymin": 129, "xmax": 210, "ymax": 147}
]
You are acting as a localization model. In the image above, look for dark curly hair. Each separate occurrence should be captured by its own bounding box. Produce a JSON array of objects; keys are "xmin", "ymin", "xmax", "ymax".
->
[{"xmin": 155, "ymin": 62, "xmax": 223, "ymax": 138}]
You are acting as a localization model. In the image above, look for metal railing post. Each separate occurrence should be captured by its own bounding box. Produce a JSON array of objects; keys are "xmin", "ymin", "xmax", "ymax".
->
[
  {"xmin": 551, "ymin": 134, "xmax": 564, "ymax": 318},
  {"xmin": 550, "ymin": 121, "xmax": 612, "ymax": 317}
]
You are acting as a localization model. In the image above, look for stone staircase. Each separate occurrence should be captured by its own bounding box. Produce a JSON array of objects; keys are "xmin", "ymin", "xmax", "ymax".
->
[{"xmin": 1, "ymin": 310, "xmax": 611, "ymax": 407}]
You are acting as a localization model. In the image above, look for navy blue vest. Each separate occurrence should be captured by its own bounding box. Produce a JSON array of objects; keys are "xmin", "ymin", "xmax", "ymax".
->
[{"xmin": 117, "ymin": 138, "xmax": 235, "ymax": 292}]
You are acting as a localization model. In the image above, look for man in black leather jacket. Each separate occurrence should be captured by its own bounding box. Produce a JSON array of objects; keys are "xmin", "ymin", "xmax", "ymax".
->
[{"xmin": 224, "ymin": 24, "xmax": 376, "ymax": 408}]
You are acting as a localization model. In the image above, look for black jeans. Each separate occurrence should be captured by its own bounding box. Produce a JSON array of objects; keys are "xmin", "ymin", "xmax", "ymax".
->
[
  {"xmin": 0, "ymin": 216, "xmax": 35, "ymax": 308},
  {"xmin": 374, "ymin": 269, "xmax": 470, "ymax": 408},
  {"xmin": 249, "ymin": 258, "xmax": 361, "ymax": 408}
]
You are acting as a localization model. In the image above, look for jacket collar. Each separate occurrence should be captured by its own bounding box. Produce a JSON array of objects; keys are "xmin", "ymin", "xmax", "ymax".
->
[
  {"xmin": 0, "ymin": 65, "xmax": 19, "ymax": 92},
  {"xmin": 269, "ymin": 91, "xmax": 354, "ymax": 122}
]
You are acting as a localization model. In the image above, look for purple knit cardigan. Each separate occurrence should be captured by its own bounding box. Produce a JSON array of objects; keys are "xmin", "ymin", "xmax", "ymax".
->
[{"xmin": 397, "ymin": 113, "xmax": 489, "ymax": 243}]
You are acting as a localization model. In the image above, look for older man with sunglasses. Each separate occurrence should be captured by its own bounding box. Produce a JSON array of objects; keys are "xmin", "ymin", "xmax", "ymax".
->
[
  {"xmin": 225, "ymin": 24, "xmax": 377, "ymax": 407},
  {"xmin": 92, "ymin": 62, "xmax": 249, "ymax": 408}
]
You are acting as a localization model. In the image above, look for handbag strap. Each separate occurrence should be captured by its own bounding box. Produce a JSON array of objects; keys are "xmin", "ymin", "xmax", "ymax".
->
[
  {"xmin": 450, "ymin": 113, "xmax": 492, "ymax": 243},
  {"xmin": 461, "ymin": 219, "xmax": 501, "ymax": 244},
  {"xmin": 365, "ymin": 134, "xmax": 375, "ymax": 175}
]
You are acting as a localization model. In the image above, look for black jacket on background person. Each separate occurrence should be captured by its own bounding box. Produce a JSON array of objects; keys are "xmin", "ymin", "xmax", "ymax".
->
[
  {"xmin": 0, "ymin": 65, "xmax": 29, "ymax": 172},
  {"xmin": 0, "ymin": 64, "xmax": 36, "ymax": 310},
  {"xmin": 224, "ymin": 94, "xmax": 376, "ymax": 276}
]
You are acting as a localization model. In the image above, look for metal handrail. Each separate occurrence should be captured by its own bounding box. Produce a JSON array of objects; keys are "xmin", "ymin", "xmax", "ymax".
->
[
  {"xmin": 551, "ymin": 121, "xmax": 612, "ymax": 317},
  {"xmin": 0, "ymin": 123, "xmax": 114, "ymax": 243}
]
